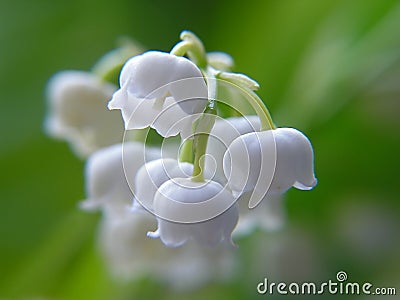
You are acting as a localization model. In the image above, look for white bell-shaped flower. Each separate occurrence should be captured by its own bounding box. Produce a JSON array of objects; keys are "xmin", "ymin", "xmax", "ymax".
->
[
  {"xmin": 108, "ymin": 51, "xmax": 208, "ymax": 137},
  {"xmin": 223, "ymin": 128, "xmax": 317, "ymax": 208},
  {"xmin": 148, "ymin": 178, "xmax": 238, "ymax": 247},
  {"xmin": 205, "ymin": 115, "xmax": 260, "ymax": 183},
  {"xmin": 206, "ymin": 52, "xmax": 234, "ymax": 71},
  {"xmin": 133, "ymin": 158, "xmax": 194, "ymax": 212},
  {"xmin": 81, "ymin": 142, "xmax": 160, "ymax": 212},
  {"xmin": 99, "ymin": 208, "xmax": 157, "ymax": 278},
  {"xmin": 99, "ymin": 207, "xmax": 237, "ymax": 290},
  {"xmin": 45, "ymin": 71, "xmax": 124, "ymax": 157}
]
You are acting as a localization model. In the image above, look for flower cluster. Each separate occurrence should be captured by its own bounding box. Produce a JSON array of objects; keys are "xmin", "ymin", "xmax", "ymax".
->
[{"xmin": 45, "ymin": 31, "xmax": 317, "ymax": 287}]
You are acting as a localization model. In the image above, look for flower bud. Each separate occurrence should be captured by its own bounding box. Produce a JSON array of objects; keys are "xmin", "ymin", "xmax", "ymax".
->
[
  {"xmin": 223, "ymin": 128, "xmax": 317, "ymax": 208},
  {"xmin": 81, "ymin": 142, "xmax": 160, "ymax": 212},
  {"xmin": 148, "ymin": 178, "xmax": 238, "ymax": 247},
  {"xmin": 134, "ymin": 158, "xmax": 194, "ymax": 212},
  {"xmin": 99, "ymin": 208, "xmax": 236, "ymax": 290},
  {"xmin": 45, "ymin": 71, "xmax": 124, "ymax": 157},
  {"xmin": 108, "ymin": 51, "xmax": 208, "ymax": 137},
  {"xmin": 205, "ymin": 115, "xmax": 260, "ymax": 183}
]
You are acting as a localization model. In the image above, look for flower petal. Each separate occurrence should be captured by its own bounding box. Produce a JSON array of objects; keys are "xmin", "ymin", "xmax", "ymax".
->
[
  {"xmin": 81, "ymin": 142, "xmax": 160, "ymax": 212},
  {"xmin": 205, "ymin": 115, "xmax": 260, "ymax": 183},
  {"xmin": 45, "ymin": 70, "xmax": 124, "ymax": 157},
  {"xmin": 152, "ymin": 178, "xmax": 238, "ymax": 247},
  {"xmin": 109, "ymin": 51, "xmax": 208, "ymax": 136},
  {"xmin": 223, "ymin": 128, "xmax": 317, "ymax": 208},
  {"xmin": 134, "ymin": 158, "xmax": 193, "ymax": 212}
]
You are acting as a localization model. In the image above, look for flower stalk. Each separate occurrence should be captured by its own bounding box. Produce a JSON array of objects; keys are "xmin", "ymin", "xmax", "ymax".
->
[
  {"xmin": 216, "ymin": 74, "xmax": 276, "ymax": 131},
  {"xmin": 191, "ymin": 107, "xmax": 216, "ymax": 182},
  {"xmin": 170, "ymin": 31, "xmax": 207, "ymax": 68}
]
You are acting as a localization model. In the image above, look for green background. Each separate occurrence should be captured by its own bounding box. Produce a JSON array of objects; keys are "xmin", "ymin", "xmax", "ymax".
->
[{"xmin": 1, "ymin": 0, "xmax": 399, "ymax": 299}]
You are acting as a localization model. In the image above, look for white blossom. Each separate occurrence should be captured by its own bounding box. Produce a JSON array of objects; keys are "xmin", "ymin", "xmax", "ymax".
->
[
  {"xmin": 45, "ymin": 70, "xmax": 124, "ymax": 157},
  {"xmin": 148, "ymin": 178, "xmax": 238, "ymax": 247},
  {"xmin": 45, "ymin": 30, "xmax": 321, "ymax": 290},
  {"xmin": 223, "ymin": 128, "xmax": 317, "ymax": 208},
  {"xmin": 99, "ymin": 207, "xmax": 237, "ymax": 291},
  {"xmin": 205, "ymin": 115, "xmax": 260, "ymax": 183},
  {"xmin": 82, "ymin": 144, "xmax": 238, "ymax": 289},
  {"xmin": 108, "ymin": 51, "xmax": 208, "ymax": 137},
  {"xmin": 81, "ymin": 142, "xmax": 160, "ymax": 212},
  {"xmin": 133, "ymin": 158, "xmax": 194, "ymax": 212},
  {"xmin": 206, "ymin": 52, "xmax": 234, "ymax": 71}
]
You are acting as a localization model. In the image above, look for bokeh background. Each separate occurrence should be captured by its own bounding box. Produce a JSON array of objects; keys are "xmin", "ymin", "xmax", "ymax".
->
[{"xmin": 1, "ymin": 0, "xmax": 399, "ymax": 299}]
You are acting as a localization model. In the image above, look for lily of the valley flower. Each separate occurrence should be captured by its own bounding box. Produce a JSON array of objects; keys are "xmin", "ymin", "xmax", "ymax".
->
[
  {"xmin": 85, "ymin": 146, "xmax": 237, "ymax": 289},
  {"xmin": 108, "ymin": 51, "xmax": 208, "ymax": 137},
  {"xmin": 133, "ymin": 158, "xmax": 194, "ymax": 212},
  {"xmin": 223, "ymin": 128, "xmax": 317, "ymax": 208},
  {"xmin": 45, "ymin": 30, "xmax": 320, "ymax": 291},
  {"xmin": 99, "ymin": 207, "xmax": 237, "ymax": 290},
  {"xmin": 45, "ymin": 71, "xmax": 124, "ymax": 157},
  {"xmin": 81, "ymin": 142, "xmax": 160, "ymax": 212},
  {"xmin": 205, "ymin": 115, "xmax": 260, "ymax": 183},
  {"xmin": 206, "ymin": 52, "xmax": 234, "ymax": 71},
  {"xmin": 148, "ymin": 178, "xmax": 238, "ymax": 247}
]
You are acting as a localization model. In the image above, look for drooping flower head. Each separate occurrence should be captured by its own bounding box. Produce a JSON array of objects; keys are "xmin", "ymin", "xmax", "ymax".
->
[
  {"xmin": 133, "ymin": 158, "xmax": 194, "ymax": 212},
  {"xmin": 148, "ymin": 178, "xmax": 238, "ymax": 248},
  {"xmin": 81, "ymin": 142, "xmax": 160, "ymax": 212},
  {"xmin": 108, "ymin": 51, "xmax": 208, "ymax": 138},
  {"xmin": 205, "ymin": 115, "xmax": 261, "ymax": 184},
  {"xmin": 99, "ymin": 207, "xmax": 237, "ymax": 290},
  {"xmin": 223, "ymin": 128, "xmax": 317, "ymax": 208},
  {"xmin": 46, "ymin": 30, "xmax": 319, "ymax": 268},
  {"xmin": 45, "ymin": 71, "xmax": 124, "ymax": 157}
]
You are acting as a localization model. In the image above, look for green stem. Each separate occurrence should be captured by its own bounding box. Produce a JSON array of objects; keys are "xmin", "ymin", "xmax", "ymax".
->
[
  {"xmin": 170, "ymin": 41, "xmax": 191, "ymax": 56},
  {"xmin": 205, "ymin": 68, "xmax": 217, "ymax": 109},
  {"xmin": 179, "ymin": 139, "xmax": 193, "ymax": 163},
  {"xmin": 191, "ymin": 67, "xmax": 217, "ymax": 182},
  {"xmin": 92, "ymin": 42, "xmax": 143, "ymax": 85},
  {"xmin": 191, "ymin": 109, "xmax": 216, "ymax": 182},
  {"xmin": 191, "ymin": 134, "xmax": 209, "ymax": 182},
  {"xmin": 170, "ymin": 31, "xmax": 207, "ymax": 68},
  {"xmin": 171, "ymin": 32, "xmax": 225, "ymax": 181},
  {"xmin": 246, "ymin": 89, "xmax": 276, "ymax": 130},
  {"xmin": 216, "ymin": 74, "xmax": 276, "ymax": 130}
]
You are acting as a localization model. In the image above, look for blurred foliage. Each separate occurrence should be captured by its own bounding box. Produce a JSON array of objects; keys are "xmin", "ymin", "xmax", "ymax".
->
[{"xmin": 1, "ymin": 0, "xmax": 399, "ymax": 299}]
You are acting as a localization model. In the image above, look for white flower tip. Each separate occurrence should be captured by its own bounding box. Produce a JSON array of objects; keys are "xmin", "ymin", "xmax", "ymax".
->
[
  {"xmin": 311, "ymin": 177, "xmax": 318, "ymax": 188},
  {"xmin": 219, "ymin": 72, "xmax": 260, "ymax": 91},
  {"xmin": 147, "ymin": 230, "xmax": 160, "ymax": 239},
  {"xmin": 108, "ymin": 89, "xmax": 124, "ymax": 110},
  {"xmin": 207, "ymin": 52, "xmax": 234, "ymax": 71},
  {"xmin": 107, "ymin": 99, "xmax": 115, "ymax": 110},
  {"xmin": 294, "ymin": 176, "xmax": 318, "ymax": 190}
]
